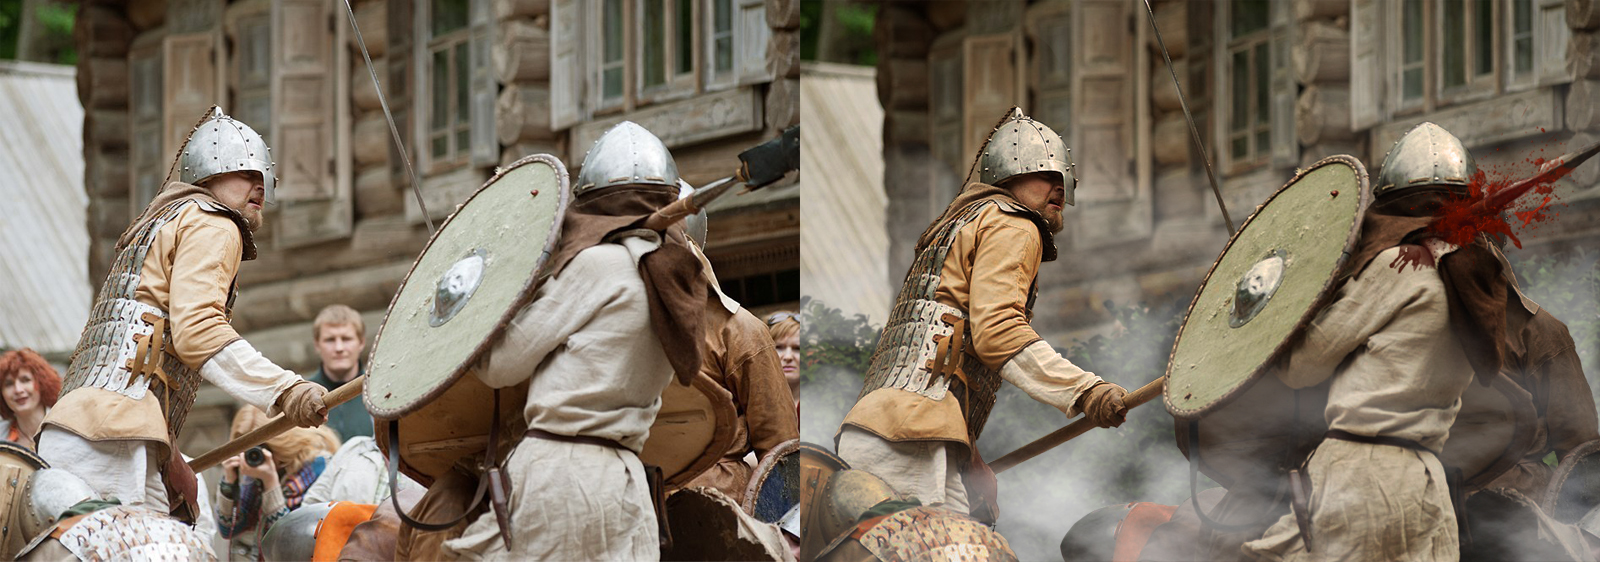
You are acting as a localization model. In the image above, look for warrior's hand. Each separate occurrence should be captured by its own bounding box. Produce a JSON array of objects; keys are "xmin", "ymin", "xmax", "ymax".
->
[
  {"xmin": 1079, "ymin": 382, "xmax": 1128, "ymax": 428},
  {"xmin": 277, "ymin": 381, "xmax": 329, "ymax": 428}
]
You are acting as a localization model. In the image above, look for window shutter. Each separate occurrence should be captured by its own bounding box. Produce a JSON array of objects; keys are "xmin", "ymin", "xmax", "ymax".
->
[
  {"xmin": 1535, "ymin": 0, "xmax": 1570, "ymax": 84},
  {"xmin": 550, "ymin": 0, "xmax": 583, "ymax": 131},
  {"xmin": 271, "ymin": 0, "xmax": 352, "ymax": 247},
  {"xmin": 736, "ymin": 0, "xmax": 772, "ymax": 85},
  {"xmin": 163, "ymin": 32, "xmax": 219, "ymax": 178},
  {"xmin": 1349, "ymin": 0, "xmax": 1384, "ymax": 130},
  {"xmin": 1269, "ymin": 5, "xmax": 1298, "ymax": 168},
  {"xmin": 1071, "ymin": 0, "xmax": 1150, "ymax": 247},
  {"xmin": 468, "ymin": 0, "xmax": 498, "ymax": 166},
  {"xmin": 962, "ymin": 33, "xmax": 1017, "ymax": 169},
  {"xmin": 129, "ymin": 33, "xmax": 165, "ymax": 214},
  {"xmin": 929, "ymin": 32, "xmax": 965, "ymax": 182}
]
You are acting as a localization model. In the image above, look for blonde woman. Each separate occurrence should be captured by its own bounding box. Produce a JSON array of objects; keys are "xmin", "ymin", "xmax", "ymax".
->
[
  {"xmin": 766, "ymin": 311, "xmax": 801, "ymax": 411},
  {"xmin": 216, "ymin": 406, "xmax": 340, "ymax": 560}
]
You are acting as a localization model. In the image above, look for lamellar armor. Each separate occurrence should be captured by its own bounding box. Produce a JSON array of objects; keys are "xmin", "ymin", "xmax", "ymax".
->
[
  {"xmin": 855, "ymin": 199, "xmax": 1037, "ymax": 443},
  {"xmin": 61, "ymin": 198, "xmax": 246, "ymax": 441}
]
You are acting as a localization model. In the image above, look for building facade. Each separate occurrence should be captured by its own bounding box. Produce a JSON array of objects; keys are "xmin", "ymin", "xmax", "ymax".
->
[{"xmin": 872, "ymin": 0, "xmax": 1600, "ymax": 342}]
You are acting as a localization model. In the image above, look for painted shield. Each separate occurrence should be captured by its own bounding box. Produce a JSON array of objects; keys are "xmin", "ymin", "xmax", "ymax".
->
[
  {"xmin": 364, "ymin": 153, "xmax": 570, "ymax": 419},
  {"xmin": 0, "ymin": 442, "xmax": 47, "ymax": 559},
  {"xmin": 1543, "ymin": 439, "xmax": 1600, "ymax": 523},
  {"xmin": 798, "ymin": 442, "xmax": 849, "ymax": 561},
  {"xmin": 1165, "ymin": 155, "xmax": 1371, "ymax": 419},
  {"xmin": 364, "ymin": 154, "xmax": 566, "ymax": 485},
  {"xmin": 643, "ymin": 372, "xmax": 740, "ymax": 490},
  {"xmin": 742, "ymin": 439, "xmax": 800, "ymax": 522}
]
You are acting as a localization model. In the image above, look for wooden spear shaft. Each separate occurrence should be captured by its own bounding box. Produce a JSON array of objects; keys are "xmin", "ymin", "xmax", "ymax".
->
[
  {"xmin": 988, "ymin": 376, "xmax": 1166, "ymax": 475},
  {"xmin": 188, "ymin": 375, "xmax": 367, "ymax": 472}
]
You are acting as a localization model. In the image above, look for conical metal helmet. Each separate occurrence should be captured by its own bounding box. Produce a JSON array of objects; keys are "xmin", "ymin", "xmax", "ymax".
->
[
  {"xmin": 575, "ymin": 121, "xmax": 680, "ymax": 197},
  {"xmin": 978, "ymin": 107, "xmax": 1077, "ymax": 205},
  {"xmin": 180, "ymin": 106, "xmax": 277, "ymax": 202},
  {"xmin": 1375, "ymin": 122, "xmax": 1477, "ymax": 198}
]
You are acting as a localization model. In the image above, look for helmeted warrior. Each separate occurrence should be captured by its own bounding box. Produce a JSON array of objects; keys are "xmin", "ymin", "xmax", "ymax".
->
[
  {"xmin": 836, "ymin": 107, "xmax": 1128, "ymax": 520},
  {"xmin": 1243, "ymin": 122, "xmax": 1512, "ymax": 560},
  {"xmin": 439, "ymin": 122, "xmax": 711, "ymax": 560},
  {"xmin": 677, "ymin": 183, "xmax": 801, "ymax": 499},
  {"xmin": 39, "ymin": 107, "xmax": 328, "ymax": 519}
]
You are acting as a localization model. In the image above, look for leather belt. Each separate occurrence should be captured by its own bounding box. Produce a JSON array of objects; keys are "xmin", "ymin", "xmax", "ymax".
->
[
  {"xmin": 525, "ymin": 428, "xmax": 627, "ymax": 451},
  {"xmin": 1324, "ymin": 429, "xmax": 1430, "ymax": 452}
]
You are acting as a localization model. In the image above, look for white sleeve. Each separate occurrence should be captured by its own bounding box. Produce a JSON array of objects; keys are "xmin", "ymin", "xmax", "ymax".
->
[
  {"xmin": 999, "ymin": 340, "xmax": 1104, "ymax": 418},
  {"xmin": 475, "ymin": 246, "xmax": 625, "ymax": 388},
  {"xmin": 199, "ymin": 340, "xmax": 305, "ymax": 414}
]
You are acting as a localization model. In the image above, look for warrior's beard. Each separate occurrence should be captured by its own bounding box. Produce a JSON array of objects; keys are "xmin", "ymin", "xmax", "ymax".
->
[
  {"xmin": 231, "ymin": 203, "xmax": 264, "ymax": 232},
  {"xmin": 1043, "ymin": 209, "xmax": 1064, "ymax": 234}
]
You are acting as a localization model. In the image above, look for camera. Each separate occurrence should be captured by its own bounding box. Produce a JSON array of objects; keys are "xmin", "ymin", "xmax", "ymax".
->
[{"xmin": 244, "ymin": 446, "xmax": 268, "ymax": 467}]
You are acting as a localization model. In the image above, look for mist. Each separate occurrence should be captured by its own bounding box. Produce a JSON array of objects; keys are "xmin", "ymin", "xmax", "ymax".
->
[{"xmin": 800, "ymin": 298, "xmax": 1204, "ymax": 561}]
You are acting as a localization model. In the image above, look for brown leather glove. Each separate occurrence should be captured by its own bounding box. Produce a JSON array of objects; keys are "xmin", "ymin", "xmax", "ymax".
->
[
  {"xmin": 277, "ymin": 381, "xmax": 328, "ymax": 428},
  {"xmin": 1078, "ymin": 382, "xmax": 1128, "ymax": 428}
]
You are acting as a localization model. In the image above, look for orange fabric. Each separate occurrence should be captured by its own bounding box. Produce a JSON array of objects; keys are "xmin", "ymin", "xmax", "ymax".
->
[
  {"xmin": 1111, "ymin": 502, "xmax": 1177, "ymax": 562},
  {"xmin": 312, "ymin": 501, "xmax": 378, "ymax": 562}
]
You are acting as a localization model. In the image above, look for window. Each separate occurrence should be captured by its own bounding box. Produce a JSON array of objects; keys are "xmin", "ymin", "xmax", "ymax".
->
[
  {"xmin": 427, "ymin": 0, "xmax": 473, "ymax": 168},
  {"xmin": 1225, "ymin": 0, "xmax": 1271, "ymax": 169},
  {"xmin": 551, "ymin": 0, "xmax": 769, "ymax": 130},
  {"xmin": 1379, "ymin": 0, "xmax": 1568, "ymax": 115},
  {"xmin": 719, "ymin": 269, "xmax": 800, "ymax": 309}
]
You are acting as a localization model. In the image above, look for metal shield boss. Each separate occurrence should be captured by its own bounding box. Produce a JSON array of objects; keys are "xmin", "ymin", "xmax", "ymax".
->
[
  {"xmin": 1165, "ymin": 155, "xmax": 1372, "ymax": 419},
  {"xmin": 364, "ymin": 154, "xmax": 570, "ymax": 484}
]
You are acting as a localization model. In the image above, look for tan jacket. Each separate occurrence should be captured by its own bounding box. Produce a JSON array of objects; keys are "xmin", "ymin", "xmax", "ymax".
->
[
  {"xmin": 843, "ymin": 203, "xmax": 1099, "ymax": 446},
  {"xmin": 46, "ymin": 202, "xmax": 248, "ymax": 446},
  {"xmin": 685, "ymin": 302, "xmax": 800, "ymax": 498}
]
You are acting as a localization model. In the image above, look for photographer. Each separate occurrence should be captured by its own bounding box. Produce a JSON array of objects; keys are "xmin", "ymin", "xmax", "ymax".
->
[{"xmin": 215, "ymin": 406, "xmax": 339, "ymax": 560}]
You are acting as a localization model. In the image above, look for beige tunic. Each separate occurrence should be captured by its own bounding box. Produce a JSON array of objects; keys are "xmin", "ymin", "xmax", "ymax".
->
[
  {"xmin": 1244, "ymin": 245, "xmax": 1473, "ymax": 561},
  {"xmin": 442, "ymin": 233, "xmax": 672, "ymax": 561}
]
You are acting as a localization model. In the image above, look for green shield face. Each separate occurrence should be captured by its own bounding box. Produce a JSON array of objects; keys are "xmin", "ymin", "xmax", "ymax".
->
[
  {"xmin": 364, "ymin": 154, "xmax": 570, "ymax": 419},
  {"xmin": 1164, "ymin": 156, "xmax": 1370, "ymax": 419}
]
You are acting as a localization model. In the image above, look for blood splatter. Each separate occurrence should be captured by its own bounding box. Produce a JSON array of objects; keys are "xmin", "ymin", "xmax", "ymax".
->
[
  {"xmin": 1420, "ymin": 140, "xmax": 1573, "ymax": 249},
  {"xmin": 1389, "ymin": 244, "xmax": 1436, "ymax": 273}
]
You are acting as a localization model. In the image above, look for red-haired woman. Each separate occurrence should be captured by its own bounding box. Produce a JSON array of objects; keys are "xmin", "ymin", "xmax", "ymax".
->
[{"xmin": 0, "ymin": 349, "xmax": 62, "ymax": 450}]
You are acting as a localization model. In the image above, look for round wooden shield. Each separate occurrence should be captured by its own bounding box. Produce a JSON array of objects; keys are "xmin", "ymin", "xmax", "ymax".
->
[
  {"xmin": 1165, "ymin": 156, "xmax": 1371, "ymax": 419},
  {"xmin": 643, "ymin": 372, "xmax": 739, "ymax": 490},
  {"xmin": 742, "ymin": 439, "xmax": 800, "ymax": 522},
  {"xmin": 0, "ymin": 442, "xmax": 46, "ymax": 559},
  {"xmin": 798, "ymin": 442, "xmax": 849, "ymax": 561},
  {"xmin": 1441, "ymin": 372, "xmax": 1540, "ymax": 491},
  {"xmin": 1544, "ymin": 439, "xmax": 1600, "ymax": 523},
  {"xmin": 364, "ymin": 154, "xmax": 570, "ymax": 419}
]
